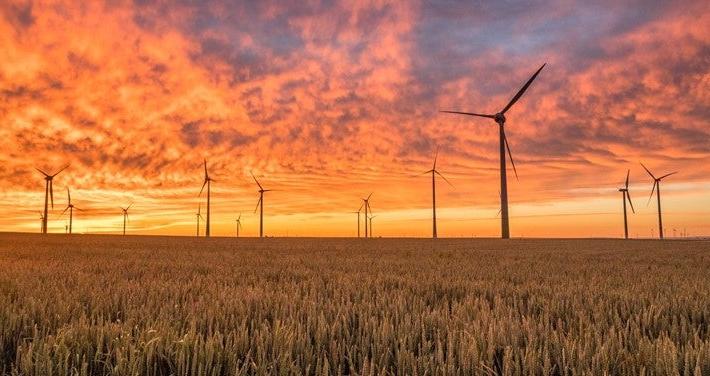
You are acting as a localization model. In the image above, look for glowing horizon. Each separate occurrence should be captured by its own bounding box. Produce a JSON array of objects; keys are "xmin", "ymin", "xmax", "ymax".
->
[{"xmin": 1, "ymin": 1, "xmax": 708, "ymax": 238}]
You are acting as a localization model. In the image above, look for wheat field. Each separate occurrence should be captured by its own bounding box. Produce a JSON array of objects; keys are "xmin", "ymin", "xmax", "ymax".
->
[{"xmin": 0, "ymin": 233, "xmax": 708, "ymax": 375}]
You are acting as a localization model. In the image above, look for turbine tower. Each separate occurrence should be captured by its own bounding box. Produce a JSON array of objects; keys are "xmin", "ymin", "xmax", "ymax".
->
[
  {"xmin": 61, "ymin": 188, "xmax": 82, "ymax": 235},
  {"xmin": 235, "ymin": 213, "xmax": 242, "ymax": 238},
  {"xmin": 195, "ymin": 204, "xmax": 204, "ymax": 237},
  {"xmin": 422, "ymin": 148, "xmax": 453, "ymax": 238},
  {"xmin": 362, "ymin": 193, "xmax": 372, "ymax": 238},
  {"xmin": 369, "ymin": 215, "xmax": 377, "ymax": 237},
  {"xmin": 441, "ymin": 63, "xmax": 546, "ymax": 239},
  {"xmin": 120, "ymin": 204, "xmax": 132, "ymax": 236},
  {"xmin": 618, "ymin": 170, "xmax": 635, "ymax": 239},
  {"xmin": 252, "ymin": 173, "xmax": 272, "ymax": 238},
  {"xmin": 35, "ymin": 165, "xmax": 69, "ymax": 234},
  {"xmin": 199, "ymin": 159, "xmax": 214, "ymax": 237},
  {"xmin": 641, "ymin": 163, "xmax": 677, "ymax": 239}
]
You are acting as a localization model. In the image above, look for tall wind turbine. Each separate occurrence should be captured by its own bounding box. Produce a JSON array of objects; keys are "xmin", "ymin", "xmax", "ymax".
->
[
  {"xmin": 423, "ymin": 148, "xmax": 453, "ymax": 238},
  {"xmin": 120, "ymin": 204, "xmax": 132, "ymax": 236},
  {"xmin": 61, "ymin": 188, "xmax": 82, "ymax": 235},
  {"xmin": 199, "ymin": 159, "xmax": 215, "ymax": 237},
  {"xmin": 441, "ymin": 63, "xmax": 546, "ymax": 239},
  {"xmin": 35, "ymin": 165, "xmax": 69, "ymax": 234},
  {"xmin": 362, "ymin": 193, "xmax": 372, "ymax": 238},
  {"xmin": 235, "ymin": 213, "xmax": 242, "ymax": 238},
  {"xmin": 618, "ymin": 170, "xmax": 635, "ymax": 239},
  {"xmin": 195, "ymin": 204, "xmax": 204, "ymax": 237},
  {"xmin": 641, "ymin": 163, "xmax": 677, "ymax": 239},
  {"xmin": 252, "ymin": 173, "xmax": 272, "ymax": 238}
]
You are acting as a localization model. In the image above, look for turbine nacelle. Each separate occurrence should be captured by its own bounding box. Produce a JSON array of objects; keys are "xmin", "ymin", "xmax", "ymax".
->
[{"xmin": 494, "ymin": 113, "xmax": 506, "ymax": 124}]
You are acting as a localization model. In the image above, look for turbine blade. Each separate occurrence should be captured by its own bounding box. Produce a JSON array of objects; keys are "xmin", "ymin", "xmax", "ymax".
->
[
  {"xmin": 659, "ymin": 171, "xmax": 678, "ymax": 180},
  {"xmin": 625, "ymin": 169, "xmax": 630, "ymax": 189},
  {"xmin": 203, "ymin": 159, "xmax": 208, "ymax": 179},
  {"xmin": 35, "ymin": 167, "xmax": 49, "ymax": 177},
  {"xmin": 626, "ymin": 191, "xmax": 635, "ymax": 214},
  {"xmin": 433, "ymin": 146, "xmax": 439, "ymax": 170},
  {"xmin": 52, "ymin": 164, "xmax": 70, "ymax": 177},
  {"xmin": 503, "ymin": 130, "xmax": 518, "ymax": 180},
  {"xmin": 640, "ymin": 162, "xmax": 656, "ymax": 180},
  {"xmin": 199, "ymin": 180, "xmax": 207, "ymax": 196},
  {"xmin": 254, "ymin": 196, "xmax": 262, "ymax": 213},
  {"xmin": 237, "ymin": 213, "xmax": 241, "ymax": 220},
  {"xmin": 647, "ymin": 181, "xmax": 657, "ymax": 206},
  {"xmin": 50, "ymin": 180, "xmax": 54, "ymax": 208},
  {"xmin": 366, "ymin": 192, "xmax": 373, "ymax": 201},
  {"xmin": 358, "ymin": 202, "xmax": 363, "ymax": 212},
  {"xmin": 439, "ymin": 110, "xmax": 495, "ymax": 119},
  {"xmin": 74, "ymin": 207, "xmax": 83, "ymax": 211},
  {"xmin": 127, "ymin": 203, "xmax": 132, "ymax": 210},
  {"xmin": 434, "ymin": 170, "xmax": 455, "ymax": 188},
  {"xmin": 501, "ymin": 63, "xmax": 546, "ymax": 114},
  {"xmin": 251, "ymin": 172, "xmax": 263, "ymax": 190},
  {"xmin": 61, "ymin": 206, "xmax": 69, "ymax": 215}
]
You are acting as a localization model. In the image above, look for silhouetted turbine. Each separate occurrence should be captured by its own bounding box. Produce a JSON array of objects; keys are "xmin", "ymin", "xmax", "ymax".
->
[
  {"xmin": 441, "ymin": 63, "xmax": 546, "ymax": 239},
  {"xmin": 362, "ymin": 193, "xmax": 372, "ymax": 238},
  {"xmin": 618, "ymin": 170, "xmax": 635, "ymax": 239},
  {"xmin": 369, "ymin": 215, "xmax": 377, "ymax": 237},
  {"xmin": 35, "ymin": 165, "xmax": 69, "ymax": 234},
  {"xmin": 38, "ymin": 211, "xmax": 45, "ymax": 233},
  {"xmin": 235, "ymin": 213, "xmax": 242, "ymax": 238},
  {"xmin": 195, "ymin": 204, "xmax": 204, "ymax": 237},
  {"xmin": 350, "ymin": 202, "xmax": 364, "ymax": 238},
  {"xmin": 199, "ymin": 159, "xmax": 215, "ymax": 237},
  {"xmin": 422, "ymin": 147, "xmax": 453, "ymax": 238},
  {"xmin": 252, "ymin": 173, "xmax": 272, "ymax": 238},
  {"xmin": 61, "ymin": 187, "xmax": 82, "ymax": 235},
  {"xmin": 120, "ymin": 204, "xmax": 132, "ymax": 236},
  {"xmin": 641, "ymin": 163, "xmax": 677, "ymax": 239}
]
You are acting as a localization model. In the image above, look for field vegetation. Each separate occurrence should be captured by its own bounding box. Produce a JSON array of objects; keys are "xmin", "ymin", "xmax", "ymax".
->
[{"xmin": 1, "ymin": 233, "xmax": 709, "ymax": 375}]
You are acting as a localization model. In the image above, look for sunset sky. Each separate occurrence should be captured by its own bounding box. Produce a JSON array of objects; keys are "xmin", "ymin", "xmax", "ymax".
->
[{"xmin": 1, "ymin": 0, "xmax": 708, "ymax": 237}]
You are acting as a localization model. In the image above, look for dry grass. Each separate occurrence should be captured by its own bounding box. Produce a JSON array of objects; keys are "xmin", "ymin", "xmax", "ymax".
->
[{"xmin": 1, "ymin": 233, "xmax": 709, "ymax": 375}]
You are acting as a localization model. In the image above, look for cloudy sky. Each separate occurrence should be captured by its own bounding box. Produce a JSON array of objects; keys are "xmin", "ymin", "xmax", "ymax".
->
[{"xmin": 1, "ymin": 0, "xmax": 708, "ymax": 237}]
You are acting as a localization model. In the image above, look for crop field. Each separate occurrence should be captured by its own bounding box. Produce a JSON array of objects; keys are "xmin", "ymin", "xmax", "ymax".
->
[{"xmin": 0, "ymin": 233, "xmax": 709, "ymax": 375}]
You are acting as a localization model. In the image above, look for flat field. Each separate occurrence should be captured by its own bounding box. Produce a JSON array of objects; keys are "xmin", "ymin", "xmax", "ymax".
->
[{"xmin": 0, "ymin": 233, "xmax": 709, "ymax": 375}]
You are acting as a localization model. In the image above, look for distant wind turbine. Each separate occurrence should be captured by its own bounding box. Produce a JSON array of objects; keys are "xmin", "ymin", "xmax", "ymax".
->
[
  {"xmin": 199, "ymin": 159, "xmax": 215, "ymax": 237},
  {"xmin": 369, "ymin": 215, "xmax": 377, "ymax": 238},
  {"xmin": 120, "ymin": 204, "xmax": 132, "ymax": 235},
  {"xmin": 195, "ymin": 204, "xmax": 204, "ymax": 237},
  {"xmin": 362, "ymin": 193, "xmax": 372, "ymax": 238},
  {"xmin": 38, "ymin": 211, "xmax": 45, "ymax": 233},
  {"xmin": 618, "ymin": 170, "xmax": 635, "ymax": 239},
  {"xmin": 61, "ymin": 188, "xmax": 82, "ymax": 235},
  {"xmin": 252, "ymin": 173, "xmax": 272, "ymax": 238},
  {"xmin": 35, "ymin": 165, "xmax": 69, "ymax": 234},
  {"xmin": 350, "ymin": 202, "xmax": 364, "ymax": 238},
  {"xmin": 422, "ymin": 147, "xmax": 453, "ymax": 238},
  {"xmin": 235, "ymin": 213, "xmax": 243, "ymax": 238},
  {"xmin": 441, "ymin": 63, "xmax": 546, "ymax": 239},
  {"xmin": 641, "ymin": 163, "xmax": 677, "ymax": 239}
]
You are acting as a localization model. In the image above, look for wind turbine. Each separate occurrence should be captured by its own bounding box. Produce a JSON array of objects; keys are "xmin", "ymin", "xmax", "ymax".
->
[
  {"xmin": 61, "ymin": 188, "xmax": 82, "ymax": 235},
  {"xmin": 35, "ymin": 165, "xmax": 69, "ymax": 234},
  {"xmin": 369, "ymin": 215, "xmax": 377, "ymax": 238},
  {"xmin": 350, "ymin": 202, "xmax": 364, "ymax": 238},
  {"xmin": 362, "ymin": 193, "xmax": 372, "ymax": 238},
  {"xmin": 38, "ymin": 211, "xmax": 45, "ymax": 233},
  {"xmin": 252, "ymin": 172, "xmax": 272, "ymax": 238},
  {"xmin": 641, "ymin": 163, "xmax": 677, "ymax": 239},
  {"xmin": 618, "ymin": 170, "xmax": 635, "ymax": 239},
  {"xmin": 195, "ymin": 204, "xmax": 204, "ymax": 237},
  {"xmin": 441, "ymin": 63, "xmax": 546, "ymax": 239},
  {"xmin": 422, "ymin": 147, "xmax": 453, "ymax": 238},
  {"xmin": 235, "ymin": 213, "xmax": 242, "ymax": 238},
  {"xmin": 120, "ymin": 204, "xmax": 132, "ymax": 235},
  {"xmin": 199, "ymin": 159, "xmax": 215, "ymax": 237}
]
